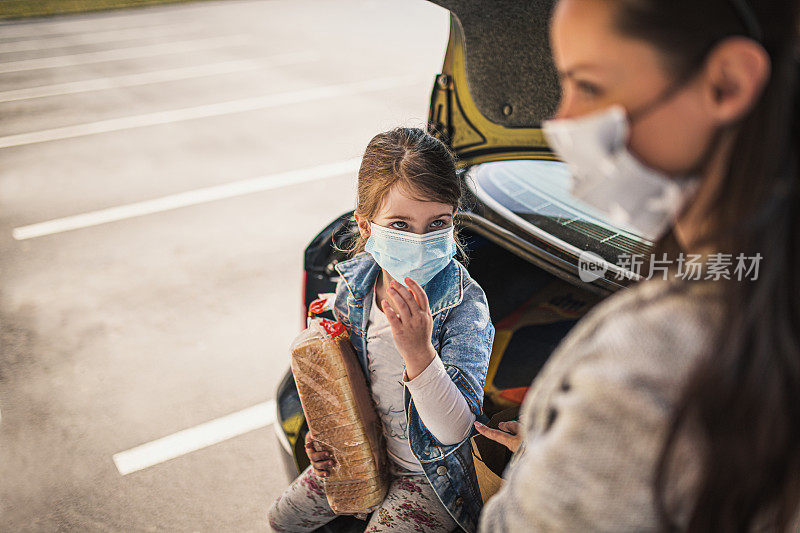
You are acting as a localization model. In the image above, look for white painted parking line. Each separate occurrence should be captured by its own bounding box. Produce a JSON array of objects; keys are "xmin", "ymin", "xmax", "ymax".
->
[
  {"xmin": 0, "ymin": 52, "xmax": 318, "ymax": 103},
  {"xmin": 12, "ymin": 158, "xmax": 360, "ymax": 240},
  {"xmin": 112, "ymin": 400, "xmax": 277, "ymax": 475},
  {"xmin": 0, "ymin": 17, "xmax": 199, "ymax": 39},
  {"xmin": 0, "ymin": 35, "xmax": 250, "ymax": 74},
  {"xmin": 0, "ymin": 23, "xmax": 202, "ymax": 54},
  {"xmin": 0, "ymin": 74, "xmax": 421, "ymax": 149}
]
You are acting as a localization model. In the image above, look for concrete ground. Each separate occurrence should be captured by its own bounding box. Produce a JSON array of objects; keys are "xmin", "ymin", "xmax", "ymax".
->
[{"xmin": 0, "ymin": 1, "xmax": 449, "ymax": 530}]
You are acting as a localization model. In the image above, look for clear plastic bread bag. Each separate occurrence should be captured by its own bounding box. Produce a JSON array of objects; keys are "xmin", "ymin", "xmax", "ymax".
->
[{"xmin": 289, "ymin": 293, "xmax": 388, "ymax": 516}]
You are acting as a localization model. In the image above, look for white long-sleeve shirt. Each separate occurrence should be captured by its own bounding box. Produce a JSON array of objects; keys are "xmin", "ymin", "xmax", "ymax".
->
[
  {"xmin": 365, "ymin": 283, "xmax": 475, "ymax": 474},
  {"xmin": 402, "ymin": 350, "xmax": 476, "ymax": 445}
]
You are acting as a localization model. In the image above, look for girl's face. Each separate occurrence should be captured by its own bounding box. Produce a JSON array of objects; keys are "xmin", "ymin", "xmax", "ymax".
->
[{"xmin": 356, "ymin": 184, "xmax": 455, "ymax": 238}]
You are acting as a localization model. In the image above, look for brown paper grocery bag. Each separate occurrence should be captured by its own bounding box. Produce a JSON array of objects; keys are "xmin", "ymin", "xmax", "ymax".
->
[{"xmin": 470, "ymin": 406, "xmax": 520, "ymax": 503}]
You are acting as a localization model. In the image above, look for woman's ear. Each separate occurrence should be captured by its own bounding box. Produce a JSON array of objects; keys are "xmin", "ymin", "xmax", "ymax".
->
[
  {"xmin": 701, "ymin": 37, "xmax": 770, "ymax": 126},
  {"xmin": 354, "ymin": 212, "xmax": 371, "ymax": 239}
]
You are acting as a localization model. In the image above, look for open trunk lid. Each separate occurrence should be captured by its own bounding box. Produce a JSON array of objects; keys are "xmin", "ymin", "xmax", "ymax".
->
[{"xmin": 426, "ymin": 0, "xmax": 561, "ymax": 166}]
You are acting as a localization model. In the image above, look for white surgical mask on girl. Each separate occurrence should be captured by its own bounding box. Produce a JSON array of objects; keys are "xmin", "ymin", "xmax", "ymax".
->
[
  {"xmin": 364, "ymin": 222, "xmax": 457, "ymax": 288},
  {"xmin": 543, "ymin": 97, "xmax": 703, "ymax": 242}
]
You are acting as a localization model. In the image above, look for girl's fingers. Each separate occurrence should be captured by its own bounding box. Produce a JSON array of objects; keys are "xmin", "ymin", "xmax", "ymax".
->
[
  {"xmin": 304, "ymin": 436, "xmax": 316, "ymax": 451},
  {"xmin": 391, "ymin": 280, "xmax": 421, "ymax": 312},
  {"xmin": 308, "ymin": 450, "xmax": 330, "ymax": 463},
  {"xmin": 404, "ymin": 277, "xmax": 430, "ymax": 311},
  {"xmin": 387, "ymin": 285, "xmax": 412, "ymax": 322},
  {"xmin": 306, "ymin": 444, "xmax": 330, "ymax": 462},
  {"xmin": 382, "ymin": 300, "xmax": 401, "ymax": 325},
  {"xmin": 308, "ymin": 452, "xmax": 332, "ymax": 476},
  {"xmin": 304, "ymin": 436, "xmax": 332, "ymax": 464},
  {"xmin": 312, "ymin": 458, "xmax": 334, "ymax": 469}
]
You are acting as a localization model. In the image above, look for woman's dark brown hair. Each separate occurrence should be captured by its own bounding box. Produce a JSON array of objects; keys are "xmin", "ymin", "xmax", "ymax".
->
[
  {"xmin": 608, "ymin": 0, "xmax": 800, "ymax": 530},
  {"xmin": 341, "ymin": 126, "xmax": 468, "ymax": 263}
]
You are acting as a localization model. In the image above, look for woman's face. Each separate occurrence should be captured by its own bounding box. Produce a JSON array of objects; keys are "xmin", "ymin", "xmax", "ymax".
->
[{"xmin": 550, "ymin": 0, "xmax": 718, "ymax": 176}]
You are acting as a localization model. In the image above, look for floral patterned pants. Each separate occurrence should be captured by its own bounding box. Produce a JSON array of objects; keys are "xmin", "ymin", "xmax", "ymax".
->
[{"xmin": 268, "ymin": 463, "xmax": 457, "ymax": 532}]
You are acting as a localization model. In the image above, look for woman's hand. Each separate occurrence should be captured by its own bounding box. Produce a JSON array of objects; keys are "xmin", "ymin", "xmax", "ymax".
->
[
  {"xmin": 382, "ymin": 277, "xmax": 437, "ymax": 380},
  {"xmin": 304, "ymin": 431, "xmax": 334, "ymax": 478},
  {"xmin": 474, "ymin": 420, "xmax": 524, "ymax": 453}
]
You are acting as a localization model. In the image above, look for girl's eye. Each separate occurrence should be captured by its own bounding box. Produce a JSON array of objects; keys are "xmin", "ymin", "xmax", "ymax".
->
[{"xmin": 388, "ymin": 220, "xmax": 448, "ymax": 231}]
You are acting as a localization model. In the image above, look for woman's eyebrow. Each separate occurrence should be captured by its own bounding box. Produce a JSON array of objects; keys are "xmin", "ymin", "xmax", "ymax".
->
[{"xmin": 558, "ymin": 63, "xmax": 605, "ymax": 80}]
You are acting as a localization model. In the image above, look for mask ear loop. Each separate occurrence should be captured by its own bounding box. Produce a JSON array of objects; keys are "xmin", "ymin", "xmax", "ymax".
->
[
  {"xmin": 626, "ymin": 63, "xmax": 704, "ymax": 125},
  {"xmin": 625, "ymin": 49, "xmax": 727, "ymax": 185}
]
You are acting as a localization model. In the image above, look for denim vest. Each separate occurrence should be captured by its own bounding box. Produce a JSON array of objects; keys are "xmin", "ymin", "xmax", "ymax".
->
[{"xmin": 332, "ymin": 251, "xmax": 494, "ymax": 533}]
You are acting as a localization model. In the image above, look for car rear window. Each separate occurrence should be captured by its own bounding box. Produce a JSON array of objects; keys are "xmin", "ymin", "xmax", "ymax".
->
[{"xmin": 467, "ymin": 160, "xmax": 653, "ymax": 267}]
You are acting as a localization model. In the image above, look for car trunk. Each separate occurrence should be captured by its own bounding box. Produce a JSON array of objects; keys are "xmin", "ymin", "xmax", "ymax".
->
[
  {"xmin": 425, "ymin": 0, "xmax": 561, "ymax": 167},
  {"xmin": 454, "ymin": 223, "xmax": 600, "ymax": 415}
]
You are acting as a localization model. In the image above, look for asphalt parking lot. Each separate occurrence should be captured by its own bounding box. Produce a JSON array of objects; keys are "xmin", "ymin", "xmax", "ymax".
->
[{"xmin": 0, "ymin": 0, "xmax": 449, "ymax": 529}]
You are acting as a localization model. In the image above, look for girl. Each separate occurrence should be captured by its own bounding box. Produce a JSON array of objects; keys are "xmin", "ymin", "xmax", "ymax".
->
[
  {"xmin": 268, "ymin": 127, "xmax": 495, "ymax": 533},
  {"xmin": 478, "ymin": 0, "xmax": 800, "ymax": 531}
]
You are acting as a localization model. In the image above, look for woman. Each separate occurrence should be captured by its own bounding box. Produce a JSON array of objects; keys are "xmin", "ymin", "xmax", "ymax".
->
[{"xmin": 475, "ymin": 0, "xmax": 800, "ymax": 531}]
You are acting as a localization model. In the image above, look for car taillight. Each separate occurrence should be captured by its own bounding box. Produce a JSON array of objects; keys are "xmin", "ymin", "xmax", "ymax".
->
[{"xmin": 498, "ymin": 387, "xmax": 529, "ymax": 405}]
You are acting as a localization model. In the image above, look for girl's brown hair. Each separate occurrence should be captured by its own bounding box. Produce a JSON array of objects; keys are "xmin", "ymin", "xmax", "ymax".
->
[{"xmin": 340, "ymin": 126, "xmax": 469, "ymax": 264}]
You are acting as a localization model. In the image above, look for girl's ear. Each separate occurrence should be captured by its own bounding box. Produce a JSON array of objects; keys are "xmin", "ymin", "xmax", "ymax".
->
[{"xmin": 354, "ymin": 213, "xmax": 371, "ymax": 239}]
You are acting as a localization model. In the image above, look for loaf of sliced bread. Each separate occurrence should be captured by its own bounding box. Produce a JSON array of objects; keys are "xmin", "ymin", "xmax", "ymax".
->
[{"xmin": 291, "ymin": 319, "xmax": 388, "ymax": 514}]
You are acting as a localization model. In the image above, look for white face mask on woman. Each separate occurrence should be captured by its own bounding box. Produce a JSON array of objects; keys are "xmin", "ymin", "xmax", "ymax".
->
[{"xmin": 543, "ymin": 96, "xmax": 703, "ymax": 242}]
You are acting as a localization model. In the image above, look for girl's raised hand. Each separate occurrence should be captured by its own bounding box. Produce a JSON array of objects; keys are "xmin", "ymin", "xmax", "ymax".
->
[{"xmin": 382, "ymin": 277, "xmax": 437, "ymax": 379}]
